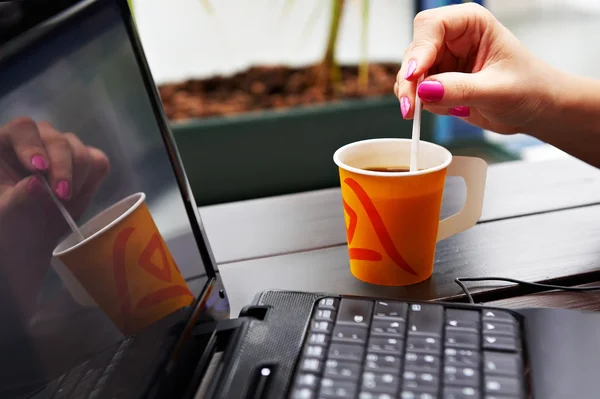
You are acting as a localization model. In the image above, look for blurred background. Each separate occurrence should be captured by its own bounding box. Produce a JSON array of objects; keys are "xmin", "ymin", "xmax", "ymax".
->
[{"xmin": 127, "ymin": 0, "xmax": 600, "ymax": 203}]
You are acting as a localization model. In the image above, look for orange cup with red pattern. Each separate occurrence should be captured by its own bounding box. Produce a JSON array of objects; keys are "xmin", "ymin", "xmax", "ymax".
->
[
  {"xmin": 333, "ymin": 139, "xmax": 487, "ymax": 286},
  {"xmin": 53, "ymin": 193, "xmax": 194, "ymax": 335}
]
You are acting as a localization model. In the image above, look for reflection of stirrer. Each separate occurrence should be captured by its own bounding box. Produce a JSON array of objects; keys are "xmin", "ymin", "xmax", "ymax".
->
[
  {"xmin": 38, "ymin": 174, "xmax": 85, "ymax": 242},
  {"xmin": 410, "ymin": 75, "xmax": 425, "ymax": 172}
]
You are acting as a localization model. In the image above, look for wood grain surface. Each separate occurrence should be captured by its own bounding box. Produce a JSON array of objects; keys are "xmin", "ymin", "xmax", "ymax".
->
[
  {"xmin": 484, "ymin": 282, "xmax": 600, "ymax": 311},
  {"xmin": 200, "ymin": 158, "xmax": 600, "ymax": 264},
  {"xmin": 219, "ymin": 203, "xmax": 600, "ymax": 315}
]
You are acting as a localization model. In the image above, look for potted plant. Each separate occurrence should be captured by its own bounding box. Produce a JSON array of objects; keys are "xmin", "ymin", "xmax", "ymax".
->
[{"xmin": 136, "ymin": 0, "xmax": 435, "ymax": 205}]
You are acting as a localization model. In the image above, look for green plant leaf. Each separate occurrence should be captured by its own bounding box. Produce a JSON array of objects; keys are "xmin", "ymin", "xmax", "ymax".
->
[
  {"xmin": 199, "ymin": 0, "xmax": 214, "ymax": 14},
  {"xmin": 358, "ymin": 0, "xmax": 370, "ymax": 90}
]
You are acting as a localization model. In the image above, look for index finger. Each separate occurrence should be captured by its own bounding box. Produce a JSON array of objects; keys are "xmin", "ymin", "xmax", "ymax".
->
[
  {"xmin": 398, "ymin": 2, "xmax": 492, "ymax": 82},
  {"xmin": 0, "ymin": 117, "xmax": 49, "ymax": 173}
]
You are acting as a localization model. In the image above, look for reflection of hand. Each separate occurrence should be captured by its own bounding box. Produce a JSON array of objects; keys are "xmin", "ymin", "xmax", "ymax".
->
[{"xmin": 0, "ymin": 117, "xmax": 110, "ymax": 316}]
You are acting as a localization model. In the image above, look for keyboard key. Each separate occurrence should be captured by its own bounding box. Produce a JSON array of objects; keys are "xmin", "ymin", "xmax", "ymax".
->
[
  {"xmin": 445, "ymin": 348, "xmax": 480, "ymax": 368},
  {"xmin": 311, "ymin": 320, "xmax": 333, "ymax": 334},
  {"xmin": 319, "ymin": 378, "xmax": 357, "ymax": 398},
  {"xmin": 314, "ymin": 309, "xmax": 336, "ymax": 323},
  {"xmin": 54, "ymin": 361, "xmax": 89, "ymax": 398},
  {"xmin": 399, "ymin": 391, "xmax": 437, "ymax": 399},
  {"xmin": 318, "ymin": 298, "xmax": 339, "ymax": 311},
  {"xmin": 290, "ymin": 387, "xmax": 315, "ymax": 399},
  {"xmin": 359, "ymin": 392, "xmax": 394, "ymax": 399},
  {"xmin": 374, "ymin": 301, "xmax": 408, "ymax": 321},
  {"xmin": 307, "ymin": 333, "xmax": 329, "ymax": 346},
  {"xmin": 332, "ymin": 325, "xmax": 368, "ymax": 344},
  {"xmin": 365, "ymin": 353, "xmax": 402, "ymax": 373},
  {"xmin": 406, "ymin": 335, "xmax": 441, "ymax": 354},
  {"xmin": 407, "ymin": 304, "xmax": 444, "ymax": 336},
  {"xmin": 482, "ymin": 310, "xmax": 517, "ymax": 325},
  {"xmin": 445, "ymin": 329, "xmax": 480, "ymax": 350},
  {"xmin": 324, "ymin": 360, "xmax": 361, "ymax": 380},
  {"xmin": 295, "ymin": 373, "xmax": 320, "ymax": 389},
  {"xmin": 362, "ymin": 371, "xmax": 400, "ymax": 394},
  {"xmin": 402, "ymin": 370, "xmax": 439, "ymax": 391},
  {"xmin": 368, "ymin": 337, "xmax": 403, "ymax": 355},
  {"xmin": 484, "ymin": 352, "xmax": 520, "ymax": 376},
  {"xmin": 300, "ymin": 357, "xmax": 323, "ymax": 374},
  {"xmin": 483, "ymin": 321, "xmax": 517, "ymax": 337},
  {"xmin": 304, "ymin": 345, "xmax": 326, "ymax": 359},
  {"xmin": 484, "ymin": 376, "xmax": 521, "ymax": 396},
  {"xmin": 328, "ymin": 343, "xmax": 364, "ymax": 362},
  {"xmin": 404, "ymin": 352, "xmax": 440, "ymax": 372},
  {"xmin": 337, "ymin": 299, "xmax": 373, "ymax": 328},
  {"xmin": 483, "ymin": 335, "xmax": 518, "ymax": 352},
  {"xmin": 443, "ymin": 386, "xmax": 480, "ymax": 398},
  {"xmin": 444, "ymin": 365, "xmax": 479, "ymax": 387},
  {"xmin": 371, "ymin": 319, "xmax": 405, "ymax": 337},
  {"xmin": 446, "ymin": 309, "xmax": 481, "ymax": 331}
]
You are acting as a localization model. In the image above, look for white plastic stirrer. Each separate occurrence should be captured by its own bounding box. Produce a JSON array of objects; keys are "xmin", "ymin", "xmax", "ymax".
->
[
  {"xmin": 39, "ymin": 174, "xmax": 85, "ymax": 242},
  {"xmin": 410, "ymin": 75, "xmax": 424, "ymax": 172}
]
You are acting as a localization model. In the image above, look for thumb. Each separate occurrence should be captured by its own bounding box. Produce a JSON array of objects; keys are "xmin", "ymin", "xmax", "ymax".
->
[
  {"xmin": 0, "ymin": 176, "xmax": 44, "ymax": 216},
  {"xmin": 417, "ymin": 72, "xmax": 492, "ymax": 108}
]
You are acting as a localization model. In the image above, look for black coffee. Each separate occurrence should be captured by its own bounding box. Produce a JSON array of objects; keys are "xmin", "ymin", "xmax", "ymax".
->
[{"xmin": 364, "ymin": 166, "xmax": 413, "ymax": 173}]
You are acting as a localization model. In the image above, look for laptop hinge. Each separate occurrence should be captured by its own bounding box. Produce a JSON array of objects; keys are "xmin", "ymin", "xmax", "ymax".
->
[{"xmin": 145, "ymin": 317, "xmax": 252, "ymax": 399}]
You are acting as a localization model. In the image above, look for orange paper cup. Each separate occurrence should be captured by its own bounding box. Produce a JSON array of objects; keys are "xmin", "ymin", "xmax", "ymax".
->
[
  {"xmin": 333, "ymin": 139, "xmax": 487, "ymax": 286},
  {"xmin": 53, "ymin": 193, "xmax": 194, "ymax": 335}
]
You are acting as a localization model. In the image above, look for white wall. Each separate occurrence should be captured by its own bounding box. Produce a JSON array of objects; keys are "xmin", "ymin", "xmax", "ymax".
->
[{"xmin": 134, "ymin": 0, "xmax": 600, "ymax": 84}]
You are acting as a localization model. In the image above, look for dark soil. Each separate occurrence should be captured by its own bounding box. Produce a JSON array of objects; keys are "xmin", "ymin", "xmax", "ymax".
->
[{"xmin": 158, "ymin": 62, "xmax": 401, "ymax": 121}]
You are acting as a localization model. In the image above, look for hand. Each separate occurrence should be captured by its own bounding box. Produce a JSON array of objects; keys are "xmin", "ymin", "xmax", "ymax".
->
[
  {"xmin": 394, "ymin": 3, "xmax": 559, "ymax": 135},
  {"xmin": 0, "ymin": 117, "xmax": 110, "ymax": 316}
]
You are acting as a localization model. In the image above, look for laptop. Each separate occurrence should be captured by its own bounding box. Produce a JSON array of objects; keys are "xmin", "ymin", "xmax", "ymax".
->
[{"xmin": 1, "ymin": 1, "xmax": 600, "ymax": 398}]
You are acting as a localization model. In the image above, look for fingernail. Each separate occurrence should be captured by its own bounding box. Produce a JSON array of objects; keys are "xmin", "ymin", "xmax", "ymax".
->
[
  {"xmin": 27, "ymin": 176, "xmax": 44, "ymax": 194},
  {"xmin": 31, "ymin": 155, "xmax": 48, "ymax": 171},
  {"xmin": 56, "ymin": 180, "xmax": 71, "ymax": 200},
  {"xmin": 418, "ymin": 80, "xmax": 444, "ymax": 102},
  {"xmin": 449, "ymin": 106, "xmax": 470, "ymax": 118},
  {"xmin": 405, "ymin": 59, "xmax": 417, "ymax": 79},
  {"xmin": 400, "ymin": 96, "xmax": 411, "ymax": 118}
]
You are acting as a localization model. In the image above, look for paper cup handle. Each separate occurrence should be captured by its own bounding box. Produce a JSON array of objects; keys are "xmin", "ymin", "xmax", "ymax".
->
[{"xmin": 437, "ymin": 156, "xmax": 487, "ymax": 242}]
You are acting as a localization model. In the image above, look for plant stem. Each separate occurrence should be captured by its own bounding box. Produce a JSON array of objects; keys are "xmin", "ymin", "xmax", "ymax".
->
[
  {"xmin": 358, "ymin": 0, "xmax": 370, "ymax": 91},
  {"xmin": 318, "ymin": 0, "xmax": 345, "ymax": 93}
]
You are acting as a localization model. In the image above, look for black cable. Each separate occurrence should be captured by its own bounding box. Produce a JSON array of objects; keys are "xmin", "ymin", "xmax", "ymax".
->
[{"xmin": 454, "ymin": 276, "xmax": 600, "ymax": 304}]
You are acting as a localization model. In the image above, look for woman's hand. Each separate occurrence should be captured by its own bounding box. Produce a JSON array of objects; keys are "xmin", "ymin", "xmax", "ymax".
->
[{"xmin": 394, "ymin": 2, "xmax": 560, "ymax": 136}]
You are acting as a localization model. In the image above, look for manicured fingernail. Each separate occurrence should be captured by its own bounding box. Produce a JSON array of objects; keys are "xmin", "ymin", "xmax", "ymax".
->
[
  {"xmin": 56, "ymin": 180, "xmax": 71, "ymax": 200},
  {"xmin": 28, "ymin": 176, "xmax": 44, "ymax": 194},
  {"xmin": 405, "ymin": 59, "xmax": 417, "ymax": 79},
  {"xmin": 418, "ymin": 80, "xmax": 444, "ymax": 102},
  {"xmin": 31, "ymin": 155, "xmax": 48, "ymax": 171},
  {"xmin": 449, "ymin": 106, "xmax": 470, "ymax": 118},
  {"xmin": 400, "ymin": 96, "xmax": 411, "ymax": 118}
]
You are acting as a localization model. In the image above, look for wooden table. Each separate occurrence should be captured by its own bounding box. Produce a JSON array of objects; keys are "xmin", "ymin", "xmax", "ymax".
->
[
  {"xmin": 195, "ymin": 158, "xmax": 600, "ymax": 315},
  {"xmin": 486, "ymin": 282, "xmax": 600, "ymax": 311}
]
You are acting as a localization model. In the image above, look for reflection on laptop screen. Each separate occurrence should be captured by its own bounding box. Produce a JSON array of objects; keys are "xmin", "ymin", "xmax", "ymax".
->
[{"xmin": 0, "ymin": 2, "xmax": 213, "ymax": 396}]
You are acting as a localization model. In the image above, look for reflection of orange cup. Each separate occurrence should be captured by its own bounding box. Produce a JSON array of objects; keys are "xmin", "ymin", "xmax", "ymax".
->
[
  {"xmin": 53, "ymin": 193, "xmax": 194, "ymax": 335},
  {"xmin": 333, "ymin": 139, "xmax": 487, "ymax": 286}
]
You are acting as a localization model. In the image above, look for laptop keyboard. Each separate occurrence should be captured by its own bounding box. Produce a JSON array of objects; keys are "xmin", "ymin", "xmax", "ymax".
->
[
  {"xmin": 289, "ymin": 298, "xmax": 525, "ymax": 399},
  {"xmin": 46, "ymin": 337, "xmax": 133, "ymax": 399}
]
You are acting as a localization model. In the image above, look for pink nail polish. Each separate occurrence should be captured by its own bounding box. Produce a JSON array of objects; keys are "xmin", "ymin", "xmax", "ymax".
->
[
  {"xmin": 405, "ymin": 59, "xmax": 417, "ymax": 79},
  {"xmin": 400, "ymin": 96, "xmax": 411, "ymax": 118},
  {"xmin": 31, "ymin": 155, "xmax": 48, "ymax": 171},
  {"xmin": 56, "ymin": 180, "xmax": 71, "ymax": 200},
  {"xmin": 418, "ymin": 80, "xmax": 444, "ymax": 102},
  {"xmin": 449, "ymin": 106, "xmax": 470, "ymax": 118}
]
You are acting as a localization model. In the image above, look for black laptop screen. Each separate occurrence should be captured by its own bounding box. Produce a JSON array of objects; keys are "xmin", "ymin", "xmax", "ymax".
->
[{"xmin": 0, "ymin": 1, "xmax": 218, "ymax": 396}]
